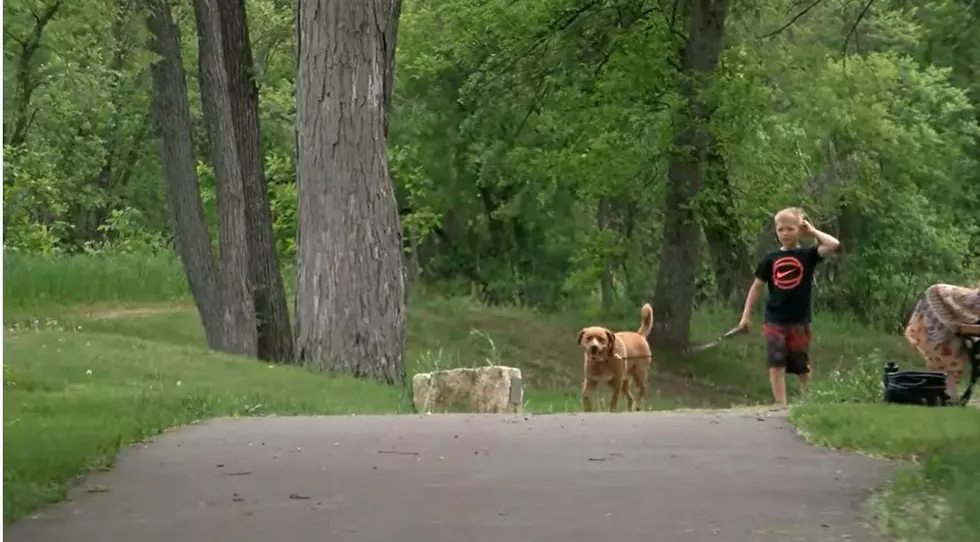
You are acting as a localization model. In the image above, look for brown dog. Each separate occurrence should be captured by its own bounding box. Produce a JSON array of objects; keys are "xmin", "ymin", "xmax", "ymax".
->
[{"xmin": 577, "ymin": 303, "xmax": 654, "ymax": 412}]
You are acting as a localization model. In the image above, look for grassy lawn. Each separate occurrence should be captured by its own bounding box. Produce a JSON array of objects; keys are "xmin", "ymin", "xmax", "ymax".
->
[
  {"xmin": 1, "ymin": 330, "xmax": 411, "ymax": 523},
  {"xmin": 1, "ymin": 252, "xmax": 936, "ymax": 526},
  {"xmin": 792, "ymin": 373, "xmax": 980, "ymax": 541}
]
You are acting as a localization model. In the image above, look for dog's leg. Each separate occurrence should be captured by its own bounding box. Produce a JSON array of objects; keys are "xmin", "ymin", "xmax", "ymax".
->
[
  {"xmin": 608, "ymin": 377, "xmax": 623, "ymax": 412},
  {"xmin": 632, "ymin": 362, "xmax": 648, "ymax": 412},
  {"xmin": 621, "ymin": 378, "xmax": 635, "ymax": 412},
  {"xmin": 581, "ymin": 380, "xmax": 597, "ymax": 412}
]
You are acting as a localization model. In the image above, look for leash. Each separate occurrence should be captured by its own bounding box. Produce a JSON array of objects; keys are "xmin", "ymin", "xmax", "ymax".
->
[
  {"xmin": 586, "ymin": 351, "xmax": 657, "ymax": 362},
  {"xmin": 587, "ymin": 353, "xmax": 654, "ymax": 361},
  {"xmin": 688, "ymin": 325, "xmax": 749, "ymax": 353},
  {"xmin": 614, "ymin": 354, "xmax": 656, "ymax": 361}
]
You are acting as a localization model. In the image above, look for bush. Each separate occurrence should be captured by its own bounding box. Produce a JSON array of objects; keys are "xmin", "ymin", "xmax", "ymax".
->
[{"xmin": 802, "ymin": 349, "xmax": 885, "ymax": 404}]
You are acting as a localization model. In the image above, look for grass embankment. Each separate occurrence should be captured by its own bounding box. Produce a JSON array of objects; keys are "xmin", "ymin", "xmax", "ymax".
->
[
  {"xmin": 792, "ymin": 356, "xmax": 980, "ymax": 542},
  {"xmin": 3, "ymin": 252, "xmax": 922, "ymax": 524}
]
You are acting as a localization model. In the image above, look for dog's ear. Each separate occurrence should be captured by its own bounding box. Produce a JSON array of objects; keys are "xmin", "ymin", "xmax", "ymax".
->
[
  {"xmin": 605, "ymin": 330, "xmax": 616, "ymax": 355},
  {"xmin": 577, "ymin": 329, "xmax": 586, "ymax": 346}
]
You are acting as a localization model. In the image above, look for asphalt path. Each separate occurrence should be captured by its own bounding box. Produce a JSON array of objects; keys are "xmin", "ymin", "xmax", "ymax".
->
[{"xmin": 5, "ymin": 410, "xmax": 890, "ymax": 542}]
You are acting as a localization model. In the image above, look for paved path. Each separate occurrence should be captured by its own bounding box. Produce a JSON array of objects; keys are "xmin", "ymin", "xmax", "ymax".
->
[{"xmin": 5, "ymin": 411, "xmax": 890, "ymax": 542}]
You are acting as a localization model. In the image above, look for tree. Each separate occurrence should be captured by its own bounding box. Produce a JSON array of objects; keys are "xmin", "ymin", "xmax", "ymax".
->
[
  {"xmin": 294, "ymin": 0, "xmax": 407, "ymax": 385},
  {"xmin": 217, "ymin": 0, "xmax": 294, "ymax": 362},
  {"xmin": 9, "ymin": 0, "xmax": 980, "ymax": 346},
  {"xmin": 192, "ymin": 0, "xmax": 257, "ymax": 356},
  {"xmin": 651, "ymin": 0, "xmax": 730, "ymax": 350},
  {"xmin": 146, "ymin": 0, "xmax": 293, "ymax": 360},
  {"xmin": 4, "ymin": 0, "xmax": 63, "ymax": 149},
  {"xmin": 146, "ymin": 0, "xmax": 225, "ymax": 349}
]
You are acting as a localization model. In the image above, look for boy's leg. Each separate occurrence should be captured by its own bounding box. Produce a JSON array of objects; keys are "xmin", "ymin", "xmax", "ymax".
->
[
  {"xmin": 763, "ymin": 324, "xmax": 790, "ymax": 406},
  {"xmin": 768, "ymin": 367, "xmax": 788, "ymax": 407},
  {"xmin": 786, "ymin": 324, "xmax": 813, "ymax": 394}
]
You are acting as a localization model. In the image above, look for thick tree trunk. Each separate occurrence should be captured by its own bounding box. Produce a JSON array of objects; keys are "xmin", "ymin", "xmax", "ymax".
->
[
  {"xmin": 295, "ymin": 0, "xmax": 407, "ymax": 385},
  {"xmin": 146, "ymin": 0, "xmax": 224, "ymax": 349},
  {"xmin": 193, "ymin": 0, "xmax": 258, "ymax": 356},
  {"xmin": 651, "ymin": 0, "xmax": 729, "ymax": 350},
  {"xmin": 217, "ymin": 0, "xmax": 294, "ymax": 362}
]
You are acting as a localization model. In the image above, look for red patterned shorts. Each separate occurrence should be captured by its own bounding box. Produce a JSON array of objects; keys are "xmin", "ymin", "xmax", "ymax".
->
[{"xmin": 762, "ymin": 323, "xmax": 812, "ymax": 375}]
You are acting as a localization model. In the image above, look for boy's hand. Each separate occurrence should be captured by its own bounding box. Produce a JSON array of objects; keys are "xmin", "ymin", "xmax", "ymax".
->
[
  {"xmin": 737, "ymin": 316, "xmax": 751, "ymax": 332},
  {"xmin": 800, "ymin": 220, "xmax": 815, "ymax": 236}
]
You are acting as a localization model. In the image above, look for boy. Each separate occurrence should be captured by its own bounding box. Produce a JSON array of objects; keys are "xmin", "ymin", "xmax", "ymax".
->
[{"xmin": 738, "ymin": 207, "xmax": 841, "ymax": 407}]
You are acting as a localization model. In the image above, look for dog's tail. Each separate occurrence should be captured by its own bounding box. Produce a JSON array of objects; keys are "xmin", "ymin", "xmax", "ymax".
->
[{"xmin": 637, "ymin": 303, "xmax": 654, "ymax": 336}]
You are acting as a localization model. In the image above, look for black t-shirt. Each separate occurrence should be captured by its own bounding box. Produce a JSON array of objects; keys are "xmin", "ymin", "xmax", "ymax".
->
[{"xmin": 754, "ymin": 245, "xmax": 824, "ymax": 324}]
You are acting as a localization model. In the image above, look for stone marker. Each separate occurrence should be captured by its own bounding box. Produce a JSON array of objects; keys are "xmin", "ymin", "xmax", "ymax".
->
[{"xmin": 412, "ymin": 366, "xmax": 524, "ymax": 414}]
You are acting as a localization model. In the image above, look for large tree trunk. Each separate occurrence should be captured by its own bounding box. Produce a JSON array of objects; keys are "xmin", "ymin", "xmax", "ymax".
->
[
  {"xmin": 294, "ymin": 0, "xmax": 407, "ymax": 385},
  {"xmin": 193, "ymin": 0, "xmax": 258, "ymax": 356},
  {"xmin": 146, "ymin": 0, "xmax": 224, "ymax": 349},
  {"xmin": 651, "ymin": 0, "xmax": 729, "ymax": 350},
  {"xmin": 217, "ymin": 0, "xmax": 294, "ymax": 362}
]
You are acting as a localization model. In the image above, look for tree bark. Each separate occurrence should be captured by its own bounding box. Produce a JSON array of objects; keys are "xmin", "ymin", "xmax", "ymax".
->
[
  {"xmin": 651, "ymin": 0, "xmax": 729, "ymax": 351},
  {"xmin": 193, "ymin": 0, "xmax": 258, "ymax": 356},
  {"xmin": 217, "ymin": 0, "xmax": 294, "ymax": 362},
  {"xmin": 146, "ymin": 0, "xmax": 224, "ymax": 349},
  {"xmin": 294, "ymin": 0, "xmax": 407, "ymax": 385}
]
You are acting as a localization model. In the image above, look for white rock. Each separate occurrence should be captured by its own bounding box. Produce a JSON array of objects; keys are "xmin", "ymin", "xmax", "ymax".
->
[{"xmin": 412, "ymin": 366, "xmax": 524, "ymax": 414}]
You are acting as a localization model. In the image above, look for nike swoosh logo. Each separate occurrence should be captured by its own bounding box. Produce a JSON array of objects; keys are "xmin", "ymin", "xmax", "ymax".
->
[{"xmin": 775, "ymin": 270, "xmax": 795, "ymax": 279}]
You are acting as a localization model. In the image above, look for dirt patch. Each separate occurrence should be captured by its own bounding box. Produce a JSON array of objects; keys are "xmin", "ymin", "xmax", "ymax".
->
[{"xmin": 81, "ymin": 306, "xmax": 188, "ymax": 320}]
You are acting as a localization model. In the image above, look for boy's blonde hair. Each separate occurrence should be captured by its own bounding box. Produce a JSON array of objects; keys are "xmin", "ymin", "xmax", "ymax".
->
[{"xmin": 774, "ymin": 207, "xmax": 805, "ymax": 226}]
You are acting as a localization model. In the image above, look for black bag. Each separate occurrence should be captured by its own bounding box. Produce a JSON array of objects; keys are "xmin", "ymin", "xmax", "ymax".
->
[
  {"xmin": 882, "ymin": 335, "xmax": 980, "ymax": 407},
  {"xmin": 882, "ymin": 365, "xmax": 952, "ymax": 406}
]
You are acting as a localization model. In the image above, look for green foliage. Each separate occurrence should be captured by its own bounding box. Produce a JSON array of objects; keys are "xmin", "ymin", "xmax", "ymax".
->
[
  {"xmin": 88, "ymin": 207, "xmax": 170, "ymax": 254},
  {"xmin": 3, "ymin": 0, "xmax": 163, "ymax": 252},
  {"xmin": 3, "ymin": 144, "xmax": 77, "ymax": 253},
  {"xmin": 3, "ymin": 0, "xmax": 979, "ymax": 329}
]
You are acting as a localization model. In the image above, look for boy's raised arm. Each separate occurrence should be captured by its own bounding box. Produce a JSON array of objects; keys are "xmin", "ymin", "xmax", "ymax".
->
[{"xmin": 803, "ymin": 220, "xmax": 841, "ymax": 257}]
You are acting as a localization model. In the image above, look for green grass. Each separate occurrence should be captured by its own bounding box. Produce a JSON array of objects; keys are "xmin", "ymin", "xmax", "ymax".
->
[
  {"xmin": 3, "ymin": 251, "xmax": 920, "ymax": 402},
  {"xmin": 3, "ymin": 251, "xmax": 190, "ymax": 313},
  {"xmin": 2, "ymin": 251, "xmax": 932, "ymax": 526},
  {"xmin": 791, "ymin": 355, "xmax": 980, "ymax": 542},
  {"xmin": 2, "ymin": 330, "xmax": 411, "ymax": 523}
]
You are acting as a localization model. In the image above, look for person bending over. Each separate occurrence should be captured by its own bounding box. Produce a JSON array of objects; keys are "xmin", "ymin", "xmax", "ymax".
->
[{"xmin": 904, "ymin": 281, "xmax": 980, "ymax": 398}]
